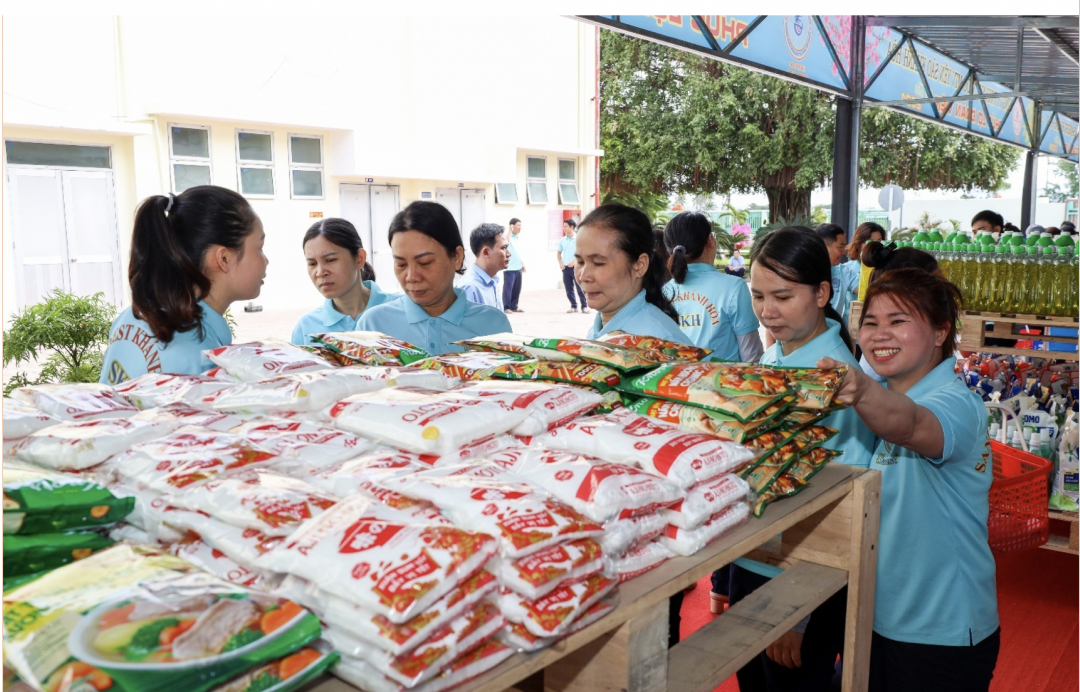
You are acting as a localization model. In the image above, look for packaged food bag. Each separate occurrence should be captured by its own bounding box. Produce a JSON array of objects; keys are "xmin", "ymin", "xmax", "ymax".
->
[
  {"xmin": 108, "ymin": 483, "xmax": 187, "ymax": 544},
  {"xmin": 163, "ymin": 469, "xmax": 338, "ymax": 537},
  {"xmin": 132, "ymin": 402, "xmax": 262, "ymax": 432},
  {"xmin": 1050, "ymin": 410, "xmax": 1079, "ymax": 512},
  {"xmin": 660, "ymin": 501, "xmax": 750, "ymax": 556},
  {"xmin": 11, "ymin": 383, "xmax": 138, "ymax": 421},
  {"xmin": 254, "ymin": 496, "xmax": 497, "ymax": 624},
  {"xmin": 454, "ymin": 380, "xmax": 603, "ymax": 436},
  {"xmin": 489, "ymin": 447, "xmax": 683, "ymax": 523},
  {"xmin": 778, "ymin": 366, "xmax": 848, "ymax": 410},
  {"xmin": 114, "ymin": 374, "xmax": 217, "ymax": 410},
  {"xmin": 612, "ymin": 540, "xmax": 674, "ymax": 582},
  {"xmin": 626, "ymin": 395, "xmax": 791, "ymax": 443},
  {"xmin": 2, "ymin": 544, "xmax": 322, "ymax": 692},
  {"xmin": 313, "ymin": 331, "xmax": 430, "ymax": 366},
  {"xmin": 206, "ymin": 340, "xmax": 334, "ymax": 382},
  {"xmin": 4, "ymin": 531, "xmax": 114, "ymax": 576},
  {"xmin": 209, "ymin": 367, "xmax": 399, "ymax": 413},
  {"xmin": 2, "ymin": 398, "xmax": 58, "ymax": 439},
  {"xmin": 230, "ymin": 419, "xmax": 378, "ymax": 469},
  {"xmin": 11, "ymin": 418, "xmax": 175, "ymax": 471},
  {"xmin": 405, "ymin": 352, "xmax": 526, "ymax": 381},
  {"xmin": 742, "ymin": 442, "xmax": 801, "ymax": 495},
  {"xmin": 660, "ymin": 473, "xmax": 751, "ymax": 530},
  {"xmin": 324, "ymin": 601, "xmax": 503, "ymax": 687},
  {"xmin": 495, "ymin": 538, "xmax": 605, "ymax": 600},
  {"xmin": 163, "ymin": 510, "xmax": 287, "ymax": 568},
  {"xmin": 496, "ymin": 573, "xmax": 615, "ymax": 638},
  {"xmin": 207, "ymin": 642, "xmax": 338, "ymax": 692},
  {"xmin": 538, "ymin": 409, "xmax": 756, "ymax": 489},
  {"xmin": 457, "ymin": 333, "xmax": 577, "ymax": 362},
  {"xmin": 499, "ymin": 598, "xmax": 616, "ymax": 652},
  {"xmin": 750, "ymin": 448, "xmax": 842, "ymax": 517},
  {"xmin": 169, "ymin": 536, "xmax": 274, "ymax": 590},
  {"xmin": 599, "ymin": 513, "xmax": 667, "ymax": 557},
  {"xmin": 294, "ymin": 449, "xmax": 426, "ymax": 503},
  {"xmin": 619, "ymin": 363, "xmax": 793, "ymax": 422},
  {"xmin": 333, "ymin": 638, "xmax": 514, "ymax": 692},
  {"xmin": 3, "ymin": 460, "xmax": 134, "ymax": 534},
  {"xmin": 387, "ymin": 462, "xmax": 602, "ymax": 558},
  {"xmin": 597, "ymin": 331, "xmax": 712, "ymax": 362},
  {"xmin": 492, "ymin": 360, "xmax": 623, "ymax": 392},
  {"xmin": 417, "ymin": 434, "xmax": 518, "ymax": 468},
  {"xmin": 327, "ymin": 387, "xmax": 530, "ymax": 455},
  {"xmin": 109, "ymin": 523, "xmax": 158, "ymax": 545},
  {"xmin": 526, "ymin": 337, "xmax": 665, "ymax": 372}
]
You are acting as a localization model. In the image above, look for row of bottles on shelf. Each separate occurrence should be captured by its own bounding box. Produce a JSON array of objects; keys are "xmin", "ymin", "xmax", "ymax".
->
[{"xmin": 894, "ymin": 229, "xmax": 1078, "ymax": 317}]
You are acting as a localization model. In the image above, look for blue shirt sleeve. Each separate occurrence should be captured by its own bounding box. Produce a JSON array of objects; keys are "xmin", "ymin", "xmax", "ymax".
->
[
  {"xmin": 727, "ymin": 280, "xmax": 760, "ymax": 336},
  {"xmin": 461, "ymin": 284, "xmax": 483, "ymax": 305},
  {"xmin": 291, "ymin": 320, "xmax": 307, "ymax": 346},
  {"xmin": 915, "ymin": 383, "xmax": 983, "ymax": 465}
]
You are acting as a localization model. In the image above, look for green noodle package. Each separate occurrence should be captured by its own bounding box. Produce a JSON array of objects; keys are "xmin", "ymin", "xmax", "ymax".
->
[
  {"xmin": 526, "ymin": 337, "xmax": 664, "ymax": 372},
  {"xmin": 313, "ymin": 331, "xmax": 430, "ymax": 366},
  {"xmin": 774, "ymin": 366, "xmax": 848, "ymax": 410},
  {"xmin": 619, "ymin": 362, "xmax": 793, "ymax": 422},
  {"xmin": 492, "ymin": 360, "xmax": 623, "ymax": 392},
  {"xmin": 751, "ymin": 447, "xmax": 843, "ymax": 516},
  {"xmin": 626, "ymin": 396, "xmax": 790, "ymax": 443},
  {"xmin": 4, "ymin": 531, "xmax": 114, "ymax": 576},
  {"xmin": 4, "ymin": 460, "xmax": 135, "ymax": 535}
]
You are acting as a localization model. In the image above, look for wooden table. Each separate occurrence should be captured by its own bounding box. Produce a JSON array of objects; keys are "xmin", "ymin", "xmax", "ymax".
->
[{"xmin": 305, "ymin": 464, "xmax": 882, "ymax": 692}]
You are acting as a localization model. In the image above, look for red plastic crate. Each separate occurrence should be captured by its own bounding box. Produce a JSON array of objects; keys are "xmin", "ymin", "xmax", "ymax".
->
[{"xmin": 988, "ymin": 440, "xmax": 1052, "ymax": 554}]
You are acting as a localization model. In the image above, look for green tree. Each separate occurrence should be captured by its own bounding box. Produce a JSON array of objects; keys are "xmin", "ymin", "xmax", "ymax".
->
[
  {"xmin": 3, "ymin": 290, "xmax": 116, "ymax": 396},
  {"xmin": 1042, "ymin": 160, "xmax": 1079, "ymax": 203},
  {"xmin": 600, "ymin": 190, "xmax": 671, "ymax": 227},
  {"xmin": 599, "ymin": 31, "xmax": 1021, "ymax": 221}
]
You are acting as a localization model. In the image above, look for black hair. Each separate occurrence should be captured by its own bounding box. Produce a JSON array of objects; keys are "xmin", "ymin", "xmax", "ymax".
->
[
  {"xmin": 1002, "ymin": 222, "xmax": 1022, "ymax": 234},
  {"xmin": 129, "ymin": 185, "xmax": 259, "ymax": 344},
  {"xmin": 302, "ymin": 217, "xmax": 376, "ymax": 282},
  {"xmin": 469, "ymin": 223, "xmax": 506, "ymax": 256},
  {"xmin": 862, "ymin": 242, "xmax": 940, "ymax": 282},
  {"xmin": 387, "ymin": 201, "xmax": 466, "ymax": 275},
  {"xmin": 815, "ymin": 223, "xmax": 846, "ymax": 243},
  {"xmin": 663, "ymin": 211, "xmax": 713, "ymax": 284},
  {"xmin": 1047, "ymin": 226, "xmax": 1061, "ymax": 237},
  {"xmin": 653, "ymin": 229, "xmax": 672, "ymax": 284},
  {"xmin": 971, "ymin": 210, "xmax": 1004, "ymax": 230},
  {"xmin": 509, "ymin": 217, "xmax": 521, "ymax": 226},
  {"xmin": 578, "ymin": 203, "xmax": 679, "ymax": 324},
  {"xmin": 563, "ymin": 218, "xmax": 577, "ymax": 229},
  {"xmin": 751, "ymin": 226, "xmax": 854, "ymax": 353}
]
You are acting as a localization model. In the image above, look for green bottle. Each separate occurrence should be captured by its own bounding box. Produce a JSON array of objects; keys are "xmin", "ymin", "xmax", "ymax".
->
[
  {"xmin": 990, "ymin": 245, "xmax": 1009, "ymax": 312},
  {"xmin": 1037, "ymin": 232, "xmax": 1055, "ymax": 249},
  {"xmin": 938, "ymin": 244, "xmax": 954, "ymax": 283},
  {"xmin": 1000, "ymin": 245, "xmax": 1019, "ymax": 313},
  {"xmin": 1025, "ymin": 231, "xmax": 1040, "ymax": 246},
  {"xmin": 927, "ymin": 230, "xmax": 945, "ymax": 243},
  {"xmin": 1053, "ymin": 232, "xmax": 1076, "ymax": 249},
  {"xmin": 1018, "ymin": 246, "xmax": 1038, "ymax": 314},
  {"xmin": 1038, "ymin": 247, "xmax": 1056, "ymax": 316},
  {"xmin": 1052, "ymin": 248, "xmax": 1070, "ymax": 317},
  {"xmin": 1070, "ymin": 247, "xmax": 1079, "ymax": 318}
]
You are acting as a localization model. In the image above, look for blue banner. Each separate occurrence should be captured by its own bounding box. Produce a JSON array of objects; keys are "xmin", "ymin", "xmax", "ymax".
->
[
  {"xmin": 616, "ymin": 15, "xmax": 714, "ymax": 50},
  {"xmin": 1040, "ymin": 111, "xmax": 1067, "ymax": 156},
  {"xmin": 1058, "ymin": 115, "xmax": 1079, "ymax": 160},
  {"xmin": 726, "ymin": 15, "xmax": 848, "ymax": 90},
  {"xmin": 694, "ymin": 15, "xmax": 760, "ymax": 51}
]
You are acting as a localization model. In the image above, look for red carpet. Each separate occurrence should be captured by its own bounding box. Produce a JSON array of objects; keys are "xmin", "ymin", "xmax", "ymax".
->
[{"xmin": 677, "ymin": 548, "xmax": 1078, "ymax": 692}]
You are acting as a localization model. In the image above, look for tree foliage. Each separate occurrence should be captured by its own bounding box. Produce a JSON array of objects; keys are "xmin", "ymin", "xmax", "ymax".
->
[
  {"xmin": 599, "ymin": 31, "xmax": 1021, "ymax": 221},
  {"xmin": 1042, "ymin": 160, "xmax": 1079, "ymax": 203}
]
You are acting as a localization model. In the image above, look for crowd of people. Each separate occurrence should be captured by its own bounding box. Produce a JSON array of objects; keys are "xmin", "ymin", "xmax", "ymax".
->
[{"xmin": 96, "ymin": 184, "xmax": 1078, "ymax": 692}]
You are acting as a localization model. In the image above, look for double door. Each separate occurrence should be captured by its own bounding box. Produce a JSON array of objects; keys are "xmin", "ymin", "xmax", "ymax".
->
[
  {"xmin": 339, "ymin": 183, "xmax": 401, "ymax": 292},
  {"xmin": 435, "ymin": 187, "xmax": 486, "ymax": 267}
]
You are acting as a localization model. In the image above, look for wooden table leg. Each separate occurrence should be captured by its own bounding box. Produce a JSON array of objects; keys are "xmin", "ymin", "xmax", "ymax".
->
[
  {"xmin": 544, "ymin": 598, "xmax": 669, "ymax": 692},
  {"xmin": 841, "ymin": 470, "xmax": 881, "ymax": 692}
]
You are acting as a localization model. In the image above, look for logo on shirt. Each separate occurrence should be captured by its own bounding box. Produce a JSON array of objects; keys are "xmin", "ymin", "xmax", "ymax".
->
[
  {"xmin": 105, "ymin": 360, "xmax": 130, "ymax": 385},
  {"xmin": 109, "ymin": 323, "xmax": 163, "ymax": 374},
  {"xmin": 975, "ymin": 438, "xmax": 990, "ymax": 473},
  {"xmin": 679, "ymin": 313, "xmax": 702, "ymax": 328},
  {"xmin": 872, "ymin": 450, "xmax": 898, "ymax": 466}
]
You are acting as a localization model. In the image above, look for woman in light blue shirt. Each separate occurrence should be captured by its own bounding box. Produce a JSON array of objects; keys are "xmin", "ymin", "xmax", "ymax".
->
[
  {"xmin": 356, "ymin": 201, "xmax": 511, "ymax": 354},
  {"xmin": 662, "ymin": 212, "xmax": 763, "ymax": 362},
  {"xmin": 573, "ymin": 204, "xmax": 687, "ymax": 345},
  {"xmin": 820, "ymin": 265, "xmax": 998, "ymax": 692},
  {"xmin": 292, "ymin": 218, "xmax": 399, "ymax": 345},
  {"xmin": 100, "ymin": 186, "xmax": 268, "ymax": 384}
]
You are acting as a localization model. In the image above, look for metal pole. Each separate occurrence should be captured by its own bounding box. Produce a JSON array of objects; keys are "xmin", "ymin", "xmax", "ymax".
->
[
  {"xmin": 831, "ymin": 98, "xmax": 853, "ymax": 228},
  {"xmin": 1021, "ymin": 149, "xmax": 1036, "ymax": 229},
  {"xmin": 847, "ymin": 16, "xmax": 866, "ymax": 237}
]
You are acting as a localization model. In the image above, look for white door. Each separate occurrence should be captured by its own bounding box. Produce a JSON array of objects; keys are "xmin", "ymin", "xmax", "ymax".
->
[
  {"xmin": 460, "ymin": 189, "xmax": 486, "ymax": 268},
  {"xmin": 369, "ymin": 184, "xmax": 401, "ymax": 292},
  {"xmin": 62, "ymin": 170, "xmax": 123, "ymax": 306},
  {"xmin": 8, "ymin": 168, "xmax": 69, "ymax": 309},
  {"xmin": 435, "ymin": 188, "xmax": 462, "ymax": 230},
  {"xmin": 339, "ymin": 183, "xmax": 374, "ymax": 262}
]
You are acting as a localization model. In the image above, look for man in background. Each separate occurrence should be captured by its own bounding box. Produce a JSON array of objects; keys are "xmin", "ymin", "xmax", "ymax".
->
[
  {"xmin": 815, "ymin": 223, "xmax": 849, "ymax": 325},
  {"xmin": 557, "ymin": 219, "xmax": 588, "ymax": 313},
  {"xmin": 462, "ymin": 223, "xmax": 511, "ymax": 310},
  {"xmin": 725, "ymin": 249, "xmax": 746, "ymax": 278},
  {"xmin": 502, "ymin": 218, "xmax": 525, "ymax": 313}
]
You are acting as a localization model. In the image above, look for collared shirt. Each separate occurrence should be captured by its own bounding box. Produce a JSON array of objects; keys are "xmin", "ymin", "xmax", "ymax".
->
[
  {"xmin": 99, "ymin": 300, "xmax": 232, "ymax": 384},
  {"xmin": 839, "ymin": 259, "xmax": 862, "ymax": 301},
  {"xmin": 664, "ymin": 263, "xmax": 759, "ymax": 361},
  {"xmin": 728, "ymin": 255, "xmax": 745, "ymax": 270},
  {"xmin": 356, "ymin": 287, "xmax": 513, "ymax": 355},
  {"xmin": 586, "ymin": 290, "xmax": 687, "ymax": 344},
  {"xmin": 291, "ymin": 281, "xmax": 400, "ymax": 346},
  {"xmin": 506, "ymin": 233, "xmax": 524, "ymax": 272},
  {"xmin": 872, "ymin": 357, "xmax": 998, "ymax": 646},
  {"xmin": 558, "ymin": 235, "xmax": 577, "ymax": 266},
  {"xmin": 830, "ymin": 264, "xmax": 851, "ymax": 325},
  {"xmin": 460, "ymin": 264, "xmax": 503, "ymax": 311}
]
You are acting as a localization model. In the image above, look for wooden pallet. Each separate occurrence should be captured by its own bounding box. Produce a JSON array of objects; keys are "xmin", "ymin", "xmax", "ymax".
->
[
  {"xmin": 304, "ymin": 465, "xmax": 881, "ymax": 692},
  {"xmin": 958, "ymin": 310, "xmax": 1079, "ymax": 361},
  {"xmin": 1043, "ymin": 509, "xmax": 1079, "ymax": 555}
]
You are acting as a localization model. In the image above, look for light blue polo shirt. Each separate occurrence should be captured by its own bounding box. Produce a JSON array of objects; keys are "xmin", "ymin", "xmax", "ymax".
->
[
  {"xmin": 872, "ymin": 357, "xmax": 998, "ymax": 646},
  {"xmin": 830, "ymin": 264, "xmax": 851, "ymax": 325},
  {"xmin": 291, "ymin": 281, "xmax": 400, "ymax": 346},
  {"xmin": 356, "ymin": 287, "xmax": 513, "ymax": 355},
  {"xmin": 99, "ymin": 301, "xmax": 231, "ymax": 385},
  {"xmin": 507, "ymin": 234, "xmax": 524, "ymax": 272},
  {"xmin": 460, "ymin": 264, "xmax": 503, "ymax": 311},
  {"xmin": 728, "ymin": 255, "xmax": 745, "ymax": 271},
  {"xmin": 558, "ymin": 235, "xmax": 576, "ymax": 266},
  {"xmin": 839, "ymin": 259, "xmax": 862, "ymax": 302},
  {"xmin": 586, "ymin": 290, "xmax": 687, "ymax": 345},
  {"xmin": 664, "ymin": 263, "xmax": 759, "ymax": 361}
]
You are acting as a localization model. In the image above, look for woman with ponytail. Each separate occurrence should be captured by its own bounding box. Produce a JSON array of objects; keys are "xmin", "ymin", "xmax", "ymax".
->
[
  {"xmin": 728, "ymin": 227, "xmax": 876, "ymax": 692},
  {"xmin": 573, "ymin": 203, "xmax": 686, "ymax": 344},
  {"xmin": 100, "ymin": 185, "xmax": 268, "ymax": 384},
  {"xmin": 662, "ymin": 211, "xmax": 762, "ymax": 362}
]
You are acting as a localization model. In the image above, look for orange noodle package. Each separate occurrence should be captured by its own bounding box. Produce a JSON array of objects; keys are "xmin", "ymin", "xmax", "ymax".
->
[
  {"xmin": 487, "ymin": 447, "xmax": 683, "ymax": 523},
  {"xmin": 10, "ymin": 418, "xmax": 175, "ymax": 471},
  {"xmin": 776, "ymin": 365, "xmax": 848, "ymax": 410},
  {"xmin": 659, "ymin": 473, "xmax": 751, "ymax": 530},
  {"xmin": 625, "ymin": 395, "xmax": 792, "ymax": 443},
  {"xmin": 536, "ymin": 409, "xmax": 756, "ymax": 490},
  {"xmin": 495, "ymin": 537, "xmax": 605, "ymax": 600},
  {"xmin": 496, "ymin": 572, "xmax": 616, "ymax": 638},
  {"xmin": 742, "ymin": 441, "xmax": 801, "ymax": 495},
  {"xmin": 209, "ymin": 367, "xmax": 398, "ymax": 413},
  {"xmin": 751, "ymin": 447, "xmax": 843, "ymax": 517},
  {"xmin": 660, "ymin": 501, "xmax": 751, "ymax": 557},
  {"xmin": 454, "ymin": 380, "xmax": 603, "ymax": 436},
  {"xmin": 206, "ymin": 340, "xmax": 334, "ymax": 382},
  {"xmin": 492, "ymin": 359, "xmax": 623, "ymax": 392},
  {"xmin": 11, "ymin": 383, "xmax": 138, "ymax": 421},
  {"xmin": 457, "ymin": 333, "xmax": 577, "ymax": 362},
  {"xmin": 333, "ymin": 638, "xmax": 515, "ymax": 692},
  {"xmin": 404, "ymin": 352, "xmax": 526, "ymax": 381},
  {"xmin": 254, "ymin": 496, "xmax": 498, "ymax": 624},
  {"xmin": 312, "ymin": 331, "xmax": 430, "ymax": 366},
  {"xmin": 618, "ymin": 362, "xmax": 794, "ymax": 422},
  {"xmin": 386, "ymin": 461, "xmax": 602, "ymax": 559},
  {"xmin": 597, "ymin": 330, "xmax": 712, "ymax": 362},
  {"xmin": 525, "ymin": 337, "xmax": 666, "ymax": 372}
]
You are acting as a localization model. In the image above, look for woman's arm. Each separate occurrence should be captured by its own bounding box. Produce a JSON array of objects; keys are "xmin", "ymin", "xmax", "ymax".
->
[
  {"xmin": 736, "ymin": 331, "xmax": 764, "ymax": 363},
  {"xmin": 818, "ymin": 356, "xmax": 945, "ymax": 459}
]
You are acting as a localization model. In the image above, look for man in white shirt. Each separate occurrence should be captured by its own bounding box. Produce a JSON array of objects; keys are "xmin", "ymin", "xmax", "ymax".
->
[
  {"xmin": 502, "ymin": 218, "xmax": 525, "ymax": 313},
  {"xmin": 461, "ymin": 223, "xmax": 511, "ymax": 309}
]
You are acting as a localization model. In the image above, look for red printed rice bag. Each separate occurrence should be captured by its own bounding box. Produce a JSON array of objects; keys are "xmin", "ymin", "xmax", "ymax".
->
[
  {"xmin": 254, "ymin": 495, "xmax": 498, "ymax": 623},
  {"xmin": 11, "ymin": 383, "xmax": 137, "ymax": 421},
  {"xmin": 115, "ymin": 373, "xmax": 216, "ymax": 409},
  {"xmin": 660, "ymin": 473, "xmax": 751, "ymax": 530},
  {"xmin": 107, "ymin": 482, "xmax": 187, "ymax": 544},
  {"xmin": 163, "ymin": 509, "xmax": 287, "ymax": 567},
  {"xmin": 11, "ymin": 418, "xmax": 174, "ymax": 471},
  {"xmin": 495, "ymin": 537, "xmax": 605, "ymax": 600},
  {"xmin": 231, "ymin": 419, "xmax": 378, "ymax": 469},
  {"xmin": 599, "ymin": 513, "xmax": 667, "ymax": 557},
  {"xmin": 415, "ymin": 434, "xmax": 518, "ymax": 468},
  {"xmin": 169, "ymin": 535, "xmax": 274, "ymax": 590},
  {"xmin": 2, "ymin": 398, "xmax": 58, "ymax": 439},
  {"xmin": 488, "ymin": 447, "xmax": 683, "ymax": 523},
  {"xmin": 497, "ymin": 573, "xmax": 616, "ymax": 638},
  {"xmin": 454, "ymin": 380, "xmax": 603, "ymax": 436},
  {"xmin": 660, "ymin": 501, "xmax": 750, "ymax": 557},
  {"xmin": 210, "ymin": 367, "xmax": 398, "ymax": 413},
  {"xmin": 132, "ymin": 401, "xmax": 261, "ymax": 432},
  {"xmin": 387, "ymin": 462, "xmax": 602, "ymax": 558},
  {"xmin": 295, "ymin": 449, "xmax": 429, "ymax": 510},
  {"xmin": 612, "ymin": 540, "xmax": 674, "ymax": 582},
  {"xmin": 498, "ymin": 598, "xmax": 617, "ymax": 652},
  {"xmin": 328, "ymin": 387, "xmax": 530, "ymax": 455},
  {"xmin": 206, "ymin": 340, "xmax": 335, "ymax": 381},
  {"xmin": 325, "ymin": 601, "xmax": 503, "ymax": 687},
  {"xmin": 333, "ymin": 638, "xmax": 514, "ymax": 692},
  {"xmin": 538, "ymin": 409, "xmax": 756, "ymax": 489},
  {"xmin": 164, "ymin": 468, "xmax": 338, "ymax": 536}
]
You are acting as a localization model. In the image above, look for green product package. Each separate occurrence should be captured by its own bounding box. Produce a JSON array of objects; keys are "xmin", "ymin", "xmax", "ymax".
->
[
  {"xmin": 206, "ymin": 641, "xmax": 338, "ymax": 692},
  {"xmin": 618, "ymin": 362, "xmax": 792, "ymax": 423},
  {"xmin": 741, "ymin": 441, "xmax": 802, "ymax": 495},
  {"xmin": 3, "ymin": 460, "xmax": 135, "ymax": 535},
  {"xmin": 312, "ymin": 331, "xmax": 430, "ymax": 366},
  {"xmin": 3, "ymin": 544, "xmax": 323, "ymax": 692},
  {"xmin": 457, "ymin": 333, "xmax": 577, "ymax": 362},
  {"xmin": 625, "ymin": 396, "xmax": 791, "ymax": 443},
  {"xmin": 770, "ymin": 365, "xmax": 848, "ymax": 411},
  {"xmin": 4, "ymin": 531, "xmax": 114, "ymax": 576},
  {"xmin": 751, "ymin": 447, "xmax": 843, "ymax": 517},
  {"xmin": 526, "ymin": 337, "xmax": 663, "ymax": 372},
  {"xmin": 491, "ymin": 360, "xmax": 623, "ymax": 393}
]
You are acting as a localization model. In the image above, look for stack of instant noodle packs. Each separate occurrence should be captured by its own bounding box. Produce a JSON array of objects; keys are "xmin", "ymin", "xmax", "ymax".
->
[{"xmin": 1, "ymin": 331, "xmax": 846, "ymax": 692}]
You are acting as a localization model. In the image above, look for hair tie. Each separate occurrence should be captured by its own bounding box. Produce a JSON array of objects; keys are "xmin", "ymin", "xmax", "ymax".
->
[
  {"xmin": 881, "ymin": 241, "xmax": 897, "ymax": 259},
  {"xmin": 165, "ymin": 193, "xmax": 176, "ymax": 215},
  {"xmin": 673, "ymin": 245, "xmax": 686, "ymax": 253}
]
